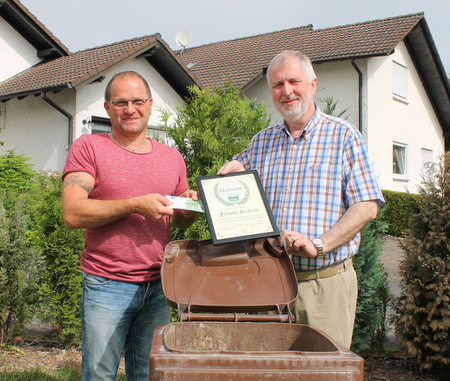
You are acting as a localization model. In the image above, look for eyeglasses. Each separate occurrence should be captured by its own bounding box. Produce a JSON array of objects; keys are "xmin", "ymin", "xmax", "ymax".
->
[{"xmin": 109, "ymin": 98, "xmax": 149, "ymax": 109}]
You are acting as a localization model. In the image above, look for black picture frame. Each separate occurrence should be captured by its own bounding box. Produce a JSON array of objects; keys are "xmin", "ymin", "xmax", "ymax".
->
[{"xmin": 196, "ymin": 170, "xmax": 279, "ymax": 245}]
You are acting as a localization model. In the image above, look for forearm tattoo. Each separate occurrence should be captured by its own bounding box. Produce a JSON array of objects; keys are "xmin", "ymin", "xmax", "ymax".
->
[{"xmin": 62, "ymin": 174, "xmax": 93, "ymax": 194}]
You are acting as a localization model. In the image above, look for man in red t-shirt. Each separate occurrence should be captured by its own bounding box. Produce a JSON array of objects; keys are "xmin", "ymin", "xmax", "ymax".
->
[{"xmin": 62, "ymin": 71, "xmax": 198, "ymax": 381}]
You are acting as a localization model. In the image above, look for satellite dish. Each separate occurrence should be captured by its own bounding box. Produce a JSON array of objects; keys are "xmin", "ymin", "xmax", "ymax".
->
[{"xmin": 175, "ymin": 29, "xmax": 191, "ymax": 52}]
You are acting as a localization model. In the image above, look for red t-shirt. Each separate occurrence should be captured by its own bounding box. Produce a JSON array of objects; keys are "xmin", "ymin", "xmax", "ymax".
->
[{"xmin": 63, "ymin": 133, "xmax": 188, "ymax": 282}]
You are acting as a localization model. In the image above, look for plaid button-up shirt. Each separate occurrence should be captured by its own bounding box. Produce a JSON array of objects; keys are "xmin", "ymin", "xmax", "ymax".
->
[{"xmin": 234, "ymin": 105, "xmax": 384, "ymax": 271}]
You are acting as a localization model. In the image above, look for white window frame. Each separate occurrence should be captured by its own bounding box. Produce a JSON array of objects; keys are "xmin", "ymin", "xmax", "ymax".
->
[
  {"xmin": 393, "ymin": 142, "xmax": 408, "ymax": 180},
  {"xmin": 392, "ymin": 61, "xmax": 408, "ymax": 102},
  {"xmin": 421, "ymin": 148, "xmax": 434, "ymax": 168}
]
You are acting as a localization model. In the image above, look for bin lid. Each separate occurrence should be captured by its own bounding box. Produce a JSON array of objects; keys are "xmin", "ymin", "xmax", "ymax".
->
[{"xmin": 161, "ymin": 238, "xmax": 298, "ymax": 322}]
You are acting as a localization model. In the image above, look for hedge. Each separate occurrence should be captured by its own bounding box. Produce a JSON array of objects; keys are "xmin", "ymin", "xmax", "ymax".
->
[{"xmin": 379, "ymin": 190, "xmax": 421, "ymax": 237}]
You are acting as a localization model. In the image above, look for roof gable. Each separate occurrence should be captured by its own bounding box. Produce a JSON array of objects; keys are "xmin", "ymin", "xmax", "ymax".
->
[
  {"xmin": 177, "ymin": 12, "xmax": 449, "ymax": 147},
  {"xmin": 0, "ymin": 0, "xmax": 70, "ymax": 59},
  {"xmin": 0, "ymin": 35, "xmax": 201, "ymax": 101},
  {"xmin": 404, "ymin": 20, "xmax": 450, "ymax": 138},
  {"xmin": 177, "ymin": 13, "xmax": 424, "ymax": 90}
]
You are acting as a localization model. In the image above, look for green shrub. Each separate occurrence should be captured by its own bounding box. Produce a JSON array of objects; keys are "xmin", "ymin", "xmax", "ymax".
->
[
  {"xmin": 28, "ymin": 172, "xmax": 84, "ymax": 346},
  {"xmin": 0, "ymin": 194, "xmax": 41, "ymax": 343},
  {"xmin": 393, "ymin": 153, "xmax": 449, "ymax": 374},
  {"xmin": 162, "ymin": 81, "xmax": 270, "ymax": 240},
  {"xmin": 380, "ymin": 190, "xmax": 420, "ymax": 236},
  {"xmin": 167, "ymin": 82, "xmax": 270, "ymax": 180},
  {"xmin": 0, "ymin": 151, "xmax": 40, "ymax": 344},
  {"xmin": 352, "ymin": 216, "xmax": 389, "ymax": 353},
  {"xmin": 0, "ymin": 150, "xmax": 34, "ymax": 207}
]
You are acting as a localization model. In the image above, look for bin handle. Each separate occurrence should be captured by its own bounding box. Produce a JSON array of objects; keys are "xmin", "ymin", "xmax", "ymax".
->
[{"xmin": 264, "ymin": 238, "xmax": 286, "ymax": 257}]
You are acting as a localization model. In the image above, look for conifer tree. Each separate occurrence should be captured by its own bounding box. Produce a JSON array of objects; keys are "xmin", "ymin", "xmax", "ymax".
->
[
  {"xmin": 28, "ymin": 172, "xmax": 84, "ymax": 346},
  {"xmin": 0, "ymin": 150, "xmax": 34, "ymax": 210},
  {"xmin": 0, "ymin": 150, "xmax": 39, "ymax": 343},
  {"xmin": 352, "ymin": 217, "xmax": 389, "ymax": 353},
  {"xmin": 394, "ymin": 153, "xmax": 449, "ymax": 374}
]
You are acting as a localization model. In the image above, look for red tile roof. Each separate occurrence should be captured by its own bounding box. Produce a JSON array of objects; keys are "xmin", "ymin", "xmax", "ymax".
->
[
  {"xmin": 0, "ymin": 35, "xmax": 187, "ymax": 99},
  {"xmin": 177, "ymin": 13, "xmax": 424, "ymax": 90}
]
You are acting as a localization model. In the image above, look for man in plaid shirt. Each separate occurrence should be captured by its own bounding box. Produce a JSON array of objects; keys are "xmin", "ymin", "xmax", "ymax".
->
[{"xmin": 219, "ymin": 50, "xmax": 384, "ymax": 348}]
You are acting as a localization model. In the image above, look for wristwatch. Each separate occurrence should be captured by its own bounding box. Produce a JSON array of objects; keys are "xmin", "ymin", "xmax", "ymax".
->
[{"xmin": 312, "ymin": 238, "xmax": 324, "ymax": 258}]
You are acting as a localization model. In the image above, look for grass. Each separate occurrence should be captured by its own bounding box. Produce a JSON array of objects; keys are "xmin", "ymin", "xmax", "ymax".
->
[
  {"xmin": 0, "ymin": 367, "xmax": 80, "ymax": 380},
  {"xmin": 0, "ymin": 367, "xmax": 127, "ymax": 381}
]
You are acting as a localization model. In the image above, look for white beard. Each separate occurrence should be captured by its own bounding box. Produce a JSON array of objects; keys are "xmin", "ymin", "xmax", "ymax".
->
[{"xmin": 279, "ymin": 93, "xmax": 313, "ymax": 122}]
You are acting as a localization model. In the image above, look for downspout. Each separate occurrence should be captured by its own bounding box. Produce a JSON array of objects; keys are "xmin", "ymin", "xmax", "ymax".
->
[
  {"xmin": 41, "ymin": 91, "xmax": 73, "ymax": 148},
  {"xmin": 351, "ymin": 59, "xmax": 363, "ymax": 133}
]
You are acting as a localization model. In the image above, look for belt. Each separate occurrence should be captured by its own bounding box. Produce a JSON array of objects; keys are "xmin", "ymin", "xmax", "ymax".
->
[{"xmin": 296, "ymin": 258, "xmax": 353, "ymax": 281}]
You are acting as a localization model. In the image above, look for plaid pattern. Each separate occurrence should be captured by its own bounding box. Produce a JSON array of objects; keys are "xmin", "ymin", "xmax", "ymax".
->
[{"xmin": 234, "ymin": 106, "xmax": 384, "ymax": 271}]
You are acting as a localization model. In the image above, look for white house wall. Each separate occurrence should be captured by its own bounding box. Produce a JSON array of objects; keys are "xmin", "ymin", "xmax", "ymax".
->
[
  {"xmin": 243, "ymin": 78, "xmax": 278, "ymax": 123},
  {"xmin": 315, "ymin": 59, "xmax": 386, "ymax": 184},
  {"xmin": 0, "ymin": 57, "xmax": 186, "ymax": 172},
  {"xmin": 244, "ymin": 53, "xmax": 445, "ymax": 194},
  {"xmin": 244, "ymin": 61, "xmax": 360, "ymax": 129},
  {"xmin": 366, "ymin": 42, "xmax": 445, "ymax": 193},
  {"xmin": 244, "ymin": 60, "xmax": 383, "ymax": 189},
  {"xmin": 313, "ymin": 61, "xmax": 360, "ymax": 129},
  {"xmin": 0, "ymin": 88, "xmax": 72, "ymax": 172},
  {"xmin": 0, "ymin": 18, "xmax": 41, "ymax": 82},
  {"xmin": 75, "ymin": 57, "xmax": 183, "ymax": 140}
]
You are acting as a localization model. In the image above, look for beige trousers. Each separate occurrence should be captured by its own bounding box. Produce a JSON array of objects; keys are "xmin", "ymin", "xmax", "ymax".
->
[{"xmin": 292, "ymin": 265, "xmax": 358, "ymax": 349}]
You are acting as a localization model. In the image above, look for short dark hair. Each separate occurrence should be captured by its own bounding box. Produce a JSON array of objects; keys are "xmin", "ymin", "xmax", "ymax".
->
[{"xmin": 104, "ymin": 71, "xmax": 152, "ymax": 101}]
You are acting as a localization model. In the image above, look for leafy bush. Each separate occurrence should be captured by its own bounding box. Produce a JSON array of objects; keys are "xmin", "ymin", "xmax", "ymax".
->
[
  {"xmin": 167, "ymin": 82, "xmax": 270, "ymax": 179},
  {"xmin": 0, "ymin": 150, "xmax": 34, "ymax": 211},
  {"xmin": 380, "ymin": 190, "xmax": 420, "ymax": 236},
  {"xmin": 0, "ymin": 194, "xmax": 41, "ymax": 343},
  {"xmin": 0, "ymin": 151, "xmax": 40, "ymax": 344},
  {"xmin": 0, "ymin": 154, "xmax": 83, "ymax": 346},
  {"xmin": 162, "ymin": 81, "xmax": 270, "ymax": 240},
  {"xmin": 28, "ymin": 172, "xmax": 84, "ymax": 346},
  {"xmin": 393, "ymin": 153, "xmax": 449, "ymax": 374}
]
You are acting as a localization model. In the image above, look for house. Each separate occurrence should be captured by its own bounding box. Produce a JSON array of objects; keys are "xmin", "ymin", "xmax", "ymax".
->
[
  {"xmin": 177, "ymin": 13, "xmax": 450, "ymax": 193},
  {"xmin": 1, "ymin": 1, "xmax": 449, "ymax": 193},
  {"xmin": 0, "ymin": 0, "xmax": 201, "ymax": 172}
]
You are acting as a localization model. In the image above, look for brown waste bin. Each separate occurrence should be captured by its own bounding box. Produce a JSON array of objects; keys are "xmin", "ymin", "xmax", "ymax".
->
[{"xmin": 150, "ymin": 238, "xmax": 364, "ymax": 380}]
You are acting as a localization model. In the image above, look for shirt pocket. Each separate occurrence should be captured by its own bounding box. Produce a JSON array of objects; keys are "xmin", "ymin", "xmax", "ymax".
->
[{"xmin": 306, "ymin": 164, "xmax": 341, "ymax": 198}]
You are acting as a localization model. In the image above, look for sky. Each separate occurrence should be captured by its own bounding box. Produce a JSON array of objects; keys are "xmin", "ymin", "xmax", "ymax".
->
[{"xmin": 20, "ymin": 0, "xmax": 449, "ymax": 75}]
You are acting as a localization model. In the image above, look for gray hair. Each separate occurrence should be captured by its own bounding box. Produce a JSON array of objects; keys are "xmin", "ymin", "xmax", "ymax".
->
[{"xmin": 266, "ymin": 51, "xmax": 317, "ymax": 85}]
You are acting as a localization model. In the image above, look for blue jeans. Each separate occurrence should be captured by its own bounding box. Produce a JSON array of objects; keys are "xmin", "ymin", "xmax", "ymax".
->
[{"xmin": 81, "ymin": 272, "xmax": 171, "ymax": 381}]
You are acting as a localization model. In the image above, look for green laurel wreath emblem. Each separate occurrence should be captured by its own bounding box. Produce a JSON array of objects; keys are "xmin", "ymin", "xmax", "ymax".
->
[{"xmin": 214, "ymin": 180, "xmax": 250, "ymax": 206}]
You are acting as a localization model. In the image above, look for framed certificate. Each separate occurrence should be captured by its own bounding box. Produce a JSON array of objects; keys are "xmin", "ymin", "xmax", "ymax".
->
[{"xmin": 196, "ymin": 170, "xmax": 279, "ymax": 245}]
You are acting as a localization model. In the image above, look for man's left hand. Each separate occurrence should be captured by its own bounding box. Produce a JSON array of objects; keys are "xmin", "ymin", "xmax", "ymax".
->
[{"xmin": 279, "ymin": 229, "xmax": 318, "ymax": 257}]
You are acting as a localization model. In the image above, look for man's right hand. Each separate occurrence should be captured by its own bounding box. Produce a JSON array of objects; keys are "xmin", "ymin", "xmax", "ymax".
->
[
  {"xmin": 218, "ymin": 160, "xmax": 245, "ymax": 175},
  {"xmin": 62, "ymin": 172, "xmax": 174, "ymax": 229},
  {"xmin": 136, "ymin": 193, "xmax": 174, "ymax": 221}
]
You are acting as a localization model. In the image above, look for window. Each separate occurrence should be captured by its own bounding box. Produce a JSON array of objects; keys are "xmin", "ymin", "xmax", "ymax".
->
[
  {"xmin": 91, "ymin": 124, "xmax": 112, "ymax": 134},
  {"xmin": 393, "ymin": 61, "xmax": 408, "ymax": 101},
  {"xmin": 393, "ymin": 143, "xmax": 407, "ymax": 178},
  {"xmin": 85, "ymin": 116, "xmax": 112, "ymax": 134},
  {"xmin": 421, "ymin": 148, "xmax": 434, "ymax": 167}
]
